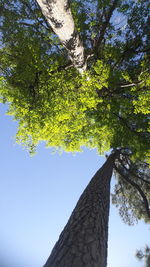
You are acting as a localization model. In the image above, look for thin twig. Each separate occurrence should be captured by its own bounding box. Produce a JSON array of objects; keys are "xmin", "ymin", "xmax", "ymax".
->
[
  {"xmin": 94, "ymin": 0, "xmax": 119, "ymax": 52},
  {"xmin": 119, "ymin": 80, "xmax": 144, "ymax": 88},
  {"xmin": 118, "ymin": 158, "xmax": 150, "ymax": 186}
]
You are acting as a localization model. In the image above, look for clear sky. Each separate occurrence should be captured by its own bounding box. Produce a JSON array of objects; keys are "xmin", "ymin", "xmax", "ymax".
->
[{"xmin": 0, "ymin": 103, "xmax": 149, "ymax": 267}]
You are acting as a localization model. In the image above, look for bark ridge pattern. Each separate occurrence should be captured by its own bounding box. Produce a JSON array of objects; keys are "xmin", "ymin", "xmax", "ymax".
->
[{"xmin": 44, "ymin": 154, "xmax": 116, "ymax": 267}]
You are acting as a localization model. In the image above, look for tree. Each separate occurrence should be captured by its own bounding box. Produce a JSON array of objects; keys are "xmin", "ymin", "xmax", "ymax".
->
[
  {"xmin": 36, "ymin": 0, "xmax": 87, "ymax": 74},
  {"xmin": 136, "ymin": 245, "xmax": 150, "ymax": 267},
  {"xmin": 0, "ymin": 0, "xmax": 149, "ymax": 157},
  {"xmin": 43, "ymin": 149, "xmax": 150, "ymax": 267},
  {"xmin": 44, "ymin": 151, "xmax": 118, "ymax": 267},
  {"xmin": 0, "ymin": 0, "xmax": 150, "ymax": 266}
]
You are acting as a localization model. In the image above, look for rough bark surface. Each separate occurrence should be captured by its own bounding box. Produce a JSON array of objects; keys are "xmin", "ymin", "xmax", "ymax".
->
[
  {"xmin": 36, "ymin": 0, "xmax": 87, "ymax": 74},
  {"xmin": 44, "ymin": 153, "xmax": 117, "ymax": 267}
]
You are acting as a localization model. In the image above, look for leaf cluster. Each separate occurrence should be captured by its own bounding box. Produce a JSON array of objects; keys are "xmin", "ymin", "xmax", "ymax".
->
[
  {"xmin": 0, "ymin": 0, "xmax": 149, "ymax": 161},
  {"xmin": 113, "ymin": 154, "xmax": 150, "ymax": 225}
]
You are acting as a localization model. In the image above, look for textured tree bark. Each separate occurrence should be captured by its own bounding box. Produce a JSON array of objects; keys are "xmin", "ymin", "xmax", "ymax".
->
[
  {"xmin": 44, "ymin": 153, "xmax": 117, "ymax": 267},
  {"xmin": 36, "ymin": 0, "xmax": 87, "ymax": 74}
]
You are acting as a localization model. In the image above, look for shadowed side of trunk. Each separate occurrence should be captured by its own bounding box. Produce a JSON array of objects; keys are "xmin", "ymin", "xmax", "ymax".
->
[{"xmin": 44, "ymin": 153, "xmax": 117, "ymax": 267}]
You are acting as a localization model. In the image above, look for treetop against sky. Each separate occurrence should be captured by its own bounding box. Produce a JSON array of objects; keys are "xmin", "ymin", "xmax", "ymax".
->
[
  {"xmin": 0, "ymin": 0, "xmax": 149, "ymax": 162},
  {"xmin": 0, "ymin": 1, "xmax": 150, "ymax": 266},
  {"xmin": 0, "ymin": 0, "xmax": 149, "ymax": 226}
]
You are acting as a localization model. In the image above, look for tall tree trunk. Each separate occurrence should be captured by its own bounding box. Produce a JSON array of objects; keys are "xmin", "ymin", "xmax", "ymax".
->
[
  {"xmin": 44, "ymin": 152, "xmax": 118, "ymax": 267},
  {"xmin": 36, "ymin": 0, "xmax": 87, "ymax": 74}
]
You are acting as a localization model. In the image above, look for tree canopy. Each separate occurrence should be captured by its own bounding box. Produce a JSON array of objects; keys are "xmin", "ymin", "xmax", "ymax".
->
[
  {"xmin": 0, "ymin": 0, "xmax": 149, "ymax": 157},
  {"xmin": 113, "ymin": 153, "xmax": 150, "ymax": 224},
  {"xmin": 0, "ymin": 0, "xmax": 150, "ymax": 225}
]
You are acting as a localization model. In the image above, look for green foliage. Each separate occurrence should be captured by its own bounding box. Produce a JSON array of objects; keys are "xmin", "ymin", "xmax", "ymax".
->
[
  {"xmin": 0, "ymin": 0, "xmax": 149, "ymax": 227},
  {"xmin": 0, "ymin": 0, "xmax": 149, "ymax": 161},
  {"xmin": 136, "ymin": 245, "xmax": 150, "ymax": 267},
  {"xmin": 0, "ymin": 55, "xmax": 112, "ymax": 153},
  {"xmin": 112, "ymin": 159, "xmax": 150, "ymax": 224},
  {"xmin": 133, "ymin": 57, "xmax": 150, "ymax": 115}
]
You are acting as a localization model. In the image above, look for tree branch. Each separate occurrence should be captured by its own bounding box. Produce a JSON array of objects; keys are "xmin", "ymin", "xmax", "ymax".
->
[
  {"xmin": 119, "ymin": 80, "xmax": 144, "ymax": 88},
  {"xmin": 118, "ymin": 157, "xmax": 150, "ymax": 186},
  {"xmin": 114, "ymin": 164, "xmax": 150, "ymax": 219},
  {"xmin": 94, "ymin": 0, "xmax": 119, "ymax": 54},
  {"xmin": 49, "ymin": 60, "xmax": 73, "ymax": 74},
  {"xmin": 21, "ymin": 0, "xmax": 50, "ymax": 31}
]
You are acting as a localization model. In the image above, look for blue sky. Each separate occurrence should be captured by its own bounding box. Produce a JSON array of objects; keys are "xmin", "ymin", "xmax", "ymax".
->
[{"xmin": 0, "ymin": 103, "xmax": 149, "ymax": 267}]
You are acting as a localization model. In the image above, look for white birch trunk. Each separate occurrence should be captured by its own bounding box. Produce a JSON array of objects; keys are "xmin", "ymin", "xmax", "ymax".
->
[{"xmin": 36, "ymin": 0, "xmax": 87, "ymax": 74}]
